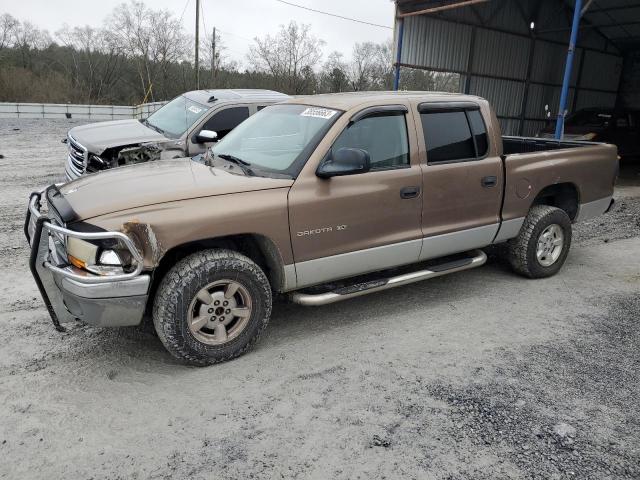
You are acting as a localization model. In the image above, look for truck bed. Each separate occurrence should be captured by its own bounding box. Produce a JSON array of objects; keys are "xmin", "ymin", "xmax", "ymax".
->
[
  {"xmin": 499, "ymin": 136, "xmax": 618, "ymax": 226},
  {"xmin": 502, "ymin": 136, "xmax": 596, "ymax": 155}
]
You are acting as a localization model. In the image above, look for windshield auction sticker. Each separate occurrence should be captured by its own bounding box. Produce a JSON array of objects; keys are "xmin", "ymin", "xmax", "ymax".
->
[
  {"xmin": 188, "ymin": 105, "xmax": 204, "ymax": 114},
  {"xmin": 300, "ymin": 107, "xmax": 338, "ymax": 119}
]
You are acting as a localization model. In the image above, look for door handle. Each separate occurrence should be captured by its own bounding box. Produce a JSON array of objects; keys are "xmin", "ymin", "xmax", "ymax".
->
[
  {"xmin": 481, "ymin": 176, "xmax": 497, "ymax": 188},
  {"xmin": 400, "ymin": 186, "xmax": 420, "ymax": 199}
]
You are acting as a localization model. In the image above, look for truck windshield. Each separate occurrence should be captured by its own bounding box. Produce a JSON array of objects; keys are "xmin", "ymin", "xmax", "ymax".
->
[
  {"xmin": 144, "ymin": 95, "xmax": 209, "ymax": 138},
  {"xmin": 211, "ymin": 104, "xmax": 341, "ymax": 177}
]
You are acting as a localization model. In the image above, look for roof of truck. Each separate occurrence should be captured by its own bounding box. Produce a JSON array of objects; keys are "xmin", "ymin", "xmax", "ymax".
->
[
  {"xmin": 185, "ymin": 89, "xmax": 290, "ymax": 105},
  {"xmin": 284, "ymin": 91, "xmax": 485, "ymax": 111}
]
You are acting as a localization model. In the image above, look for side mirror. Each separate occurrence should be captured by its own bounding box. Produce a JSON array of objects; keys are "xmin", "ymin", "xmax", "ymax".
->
[
  {"xmin": 194, "ymin": 129, "xmax": 218, "ymax": 144},
  {"xmin": 316, "ymin": 147, "xmax": 371, "ymax": 178}
]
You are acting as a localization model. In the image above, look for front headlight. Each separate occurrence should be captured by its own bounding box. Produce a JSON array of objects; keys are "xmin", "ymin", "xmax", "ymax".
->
[{"xmin": 66, "ymin": 237, "xmax": 126, "ymax": 276}]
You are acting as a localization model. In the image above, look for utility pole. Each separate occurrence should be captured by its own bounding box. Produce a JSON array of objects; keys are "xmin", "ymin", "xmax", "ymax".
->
[
  {"xmin": 211, "ymin": 26, "xmax": 216, "ymax": 86},
  {"xmin": 195, "ymin": 0, "xmax": 200, "ymax": 89}
]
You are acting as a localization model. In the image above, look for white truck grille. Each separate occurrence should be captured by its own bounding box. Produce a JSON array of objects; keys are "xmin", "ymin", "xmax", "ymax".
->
[{"xmin": 67, "ymin": 135, "xmax": 87, "ymax": 178}]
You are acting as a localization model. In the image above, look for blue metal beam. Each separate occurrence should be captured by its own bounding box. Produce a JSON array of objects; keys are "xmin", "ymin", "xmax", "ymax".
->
[
  {"xmin": 393, "ymin": 17, "xmax": 405, "ymax": 91},
  {"xmin": 555, "ymin": 0, "xmax": 583, "ymax": 139}
]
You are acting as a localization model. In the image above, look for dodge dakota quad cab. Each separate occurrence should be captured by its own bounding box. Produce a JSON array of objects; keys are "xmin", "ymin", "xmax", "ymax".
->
[
  {"xmin": 26, "ymin": 92, "xmax": 618, "ymax": 366},
  {"xmin": 64, "ymin": 89, "xmax": 289, "ymax": 180}
]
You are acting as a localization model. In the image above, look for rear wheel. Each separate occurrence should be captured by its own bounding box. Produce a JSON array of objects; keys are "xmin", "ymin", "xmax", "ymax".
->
[
  {"xmin": 507, "ymin": 205, "xmax": 572, "ymax": 278},
  {"xmin": 153, "ymin": 249, "xmax": 272, "ymax": 366}
]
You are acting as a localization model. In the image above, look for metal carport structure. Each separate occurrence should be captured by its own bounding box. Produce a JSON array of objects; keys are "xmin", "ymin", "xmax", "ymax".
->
[{"xmin": 392, "ymin": 0, "xmax": 640, "ymax": 137}]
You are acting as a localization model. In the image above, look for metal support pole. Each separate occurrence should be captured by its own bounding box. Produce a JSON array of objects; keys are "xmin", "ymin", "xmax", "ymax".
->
[
  {"xmin": 393, "ymin": 17, "xmax": 405, "ymax": 91},
  {"xmin": 555, "ymin": 0, "xmax": 582, "ymax": 140},
  {"xmin": 518, "ymin": 36, "xmax": 536, "ymax": 136},
  {"xmin": 195, "ymin": 0, "xmax": 200, "ymax": 89},
  {"xmin": 464, "ymin": 26, "xmax": 477, "ymax": 94}
]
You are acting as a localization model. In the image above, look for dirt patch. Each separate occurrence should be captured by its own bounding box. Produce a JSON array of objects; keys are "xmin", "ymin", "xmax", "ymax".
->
[
  {"xmin": 574, "ymin": 197, "xmax": 640, "ymax": 247},
  {"xmin": 425, "ymin": 294, "xmax": 640, "ymax": 479}
]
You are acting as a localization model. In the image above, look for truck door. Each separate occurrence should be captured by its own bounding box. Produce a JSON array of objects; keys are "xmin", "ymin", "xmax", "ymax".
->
[
  {"xmin": 288, "ymin": 106, "xmax": 423, "ymax": 288},
  {"xmin": 188, "ymin": 106, "xmax": 250, "ymax": 155},
  {"xmin": 416, "ymin": 102, "xmax": 504, "ymax": 261}
]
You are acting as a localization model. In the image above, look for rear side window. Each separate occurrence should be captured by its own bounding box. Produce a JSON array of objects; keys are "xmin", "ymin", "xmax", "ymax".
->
[
  {"xmin": 467, "ymin": 110, "xmax": 488, "ymax": 157},
  {"xmin": 420, "ymin": 108, "xmax": 488, "ymax": 163},
  {"xmin": 201, "ymin": 107, "xmax": 250, "ymax": 140},
  {"xmin": 331, "ymin": 114, "xmax": 409, "ymax": 170}
]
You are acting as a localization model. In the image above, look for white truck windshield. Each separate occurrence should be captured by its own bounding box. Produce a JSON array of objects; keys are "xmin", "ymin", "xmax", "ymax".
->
[{"xmin": 145, "ymin": 95, "xmax": 209, "ymax": 138}]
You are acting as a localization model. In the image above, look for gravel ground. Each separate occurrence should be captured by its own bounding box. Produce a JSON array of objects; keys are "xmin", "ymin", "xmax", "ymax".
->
[{"xmin": 0, "ymin": 119, "xmax": 639, "ymax": 479}]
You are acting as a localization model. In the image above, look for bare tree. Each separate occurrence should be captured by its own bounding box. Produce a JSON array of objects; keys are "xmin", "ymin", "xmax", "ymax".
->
[
  {"xmin": 319, "ymin": 51, "xmax": 348, "ymax": 93},
  {"xmin": 12, "ymin": 21, "xmax": 51, "ymax": 68},
  {"xmin": 56, "ymin": 25, "xmax": 125, "ymax": 102},
  {"xmin": 248, "ymin": 21, "xmax": 324, "ymax": 94},
  {"xmin": 149, "ymin": 8, "xmax": 191, "ymax": 98},
  {"xmin": 107, "ymin": 0, "xmax": 189, "ymax": 101},
  {"xmin": 370, "ymin": 39, "xmax": 394, "ymax": 89},
  {"xmin": 0, "ymin": 13, "xmax": 19, "ymax": 51},
  {"xmin": 347, "ymin": 42, "xmax": 378, "ymax": 91}
]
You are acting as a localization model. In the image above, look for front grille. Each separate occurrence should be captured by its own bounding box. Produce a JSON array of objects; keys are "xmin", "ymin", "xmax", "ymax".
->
[{"xmin": 67, "ymin": 135, "xmax": 87, "ymax": 176}]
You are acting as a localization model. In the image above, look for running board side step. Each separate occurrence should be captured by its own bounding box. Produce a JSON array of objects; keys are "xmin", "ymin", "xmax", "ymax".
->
[{"xmin": 290, "ymin": 249, "xmax": 487, "ymax": 306}]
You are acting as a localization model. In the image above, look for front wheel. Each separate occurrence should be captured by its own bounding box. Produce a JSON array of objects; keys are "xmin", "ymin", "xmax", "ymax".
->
[
  {"xmin": 153, "ymin": 249, "xmax": 272, "ymax": 366},
  {"xmin": 507, "ymin": 205, "xmax": 572, "ymax": 278}
]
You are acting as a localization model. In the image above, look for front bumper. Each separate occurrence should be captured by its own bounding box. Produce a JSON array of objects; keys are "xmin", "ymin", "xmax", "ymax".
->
[{"xmin": 25, "ymin": 188, "xmax": 150, "ymax": 329}]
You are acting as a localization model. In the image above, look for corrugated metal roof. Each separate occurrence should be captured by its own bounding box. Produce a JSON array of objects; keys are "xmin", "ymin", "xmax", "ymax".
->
[
  {"xmin": 471, "ymin": 29, "xmax": 531, "ymax": 80},
  {"xmin": 580, "ymin": 50, "xmax": 624, "ymax": 91},
  {"xmin": 394, "ymin": 0, "xmax": 631, "ymax": 136},
  {"xmin": 575, "ymin": 90, "xmax": 618, "ymax": 110},
  {"xmin": 468, "ymin": 77, "xmax": 524, "ymax": 117},
  {"xmin": 529, "ymin": 42, "xmax": 581, "ymax": 86},
  {"xmin": 401, "ymin": 16, "xmax": 472, "ymax": 71},
  {"xmin": 397, "ymin": 0, "xmax": 640, "ymax": 50},
  {"xmin": 525, "ymin": 84, "xmax": 575, "ymax": 119}
]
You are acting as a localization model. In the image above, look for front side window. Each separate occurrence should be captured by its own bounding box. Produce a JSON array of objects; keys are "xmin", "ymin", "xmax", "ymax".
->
[
  {"xmin": 145, "ymin": 95, "xmax": 209, "ymax": 138},
  {"xmin": 421, "ymin": 108, "xmax": 488, "ymax": 163},
  {"xmin": 211, "ymin": 104, "xmax": 341, "ymax": 177},
  {"xmin": 202, "ymin": 107, "xmax": 250, "ymax": 140},
  {"xmin": 331, "ymin": 114, "xmax": 409, "ymax": 170}
]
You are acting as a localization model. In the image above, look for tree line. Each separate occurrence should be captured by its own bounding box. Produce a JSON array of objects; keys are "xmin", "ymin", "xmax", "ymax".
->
[{"xmin": 0, "ymin": 1, "xmax": 459, "ymax": 105}]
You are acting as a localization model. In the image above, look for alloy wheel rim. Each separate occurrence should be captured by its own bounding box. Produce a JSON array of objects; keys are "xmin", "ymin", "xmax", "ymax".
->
[
  {"xmin": 536, "ymin": 223, "xmax": 564, "ymax": 267},
  {"xmin": 187, "ymin": 280, "xmax": 253, "ymax": 345}
]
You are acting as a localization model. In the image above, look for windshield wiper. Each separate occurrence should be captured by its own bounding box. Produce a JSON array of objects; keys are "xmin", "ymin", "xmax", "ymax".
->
[
  {"xmin": 143, "ymin": 119, "xmax": 164, "ymax": 135},
  {"xmin": 217, "ymin": 154, "xmax": 255, "ymax": 176}
]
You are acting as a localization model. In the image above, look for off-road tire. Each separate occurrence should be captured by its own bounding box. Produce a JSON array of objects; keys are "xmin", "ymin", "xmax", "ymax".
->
[
  {"xmin": 507, "ymin": 205, "xmax": 572, "ymax": 279},
  {"xmin": 153, "ymin": 249, "xmax": 272, "ymax": 366}
]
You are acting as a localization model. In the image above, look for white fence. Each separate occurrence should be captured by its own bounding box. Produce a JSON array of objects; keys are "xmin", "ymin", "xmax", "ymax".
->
[{"xmin": 0, "ymin": 101, "xmax": 167, "ymax": 120}]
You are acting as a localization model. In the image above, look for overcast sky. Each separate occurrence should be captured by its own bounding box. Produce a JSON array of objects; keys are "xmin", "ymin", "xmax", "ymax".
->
[{"xmin": 1, "ymin": 0, "xmax": 396, "ymax": 64}]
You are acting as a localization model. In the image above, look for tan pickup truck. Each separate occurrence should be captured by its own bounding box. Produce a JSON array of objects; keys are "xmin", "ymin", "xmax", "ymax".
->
[{"xmin": 26, "ymin": 92, "xmax": 618, "ymax": 365}]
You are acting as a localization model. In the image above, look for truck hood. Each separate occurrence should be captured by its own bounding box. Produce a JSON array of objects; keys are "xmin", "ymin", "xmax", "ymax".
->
[
  {"xmin": 59, "ymin": 159, "xmax": 293, "ymax": 220},
  {"xmin": 68, "ymin": 119, "xmax": 168, "ymax": 153}
]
